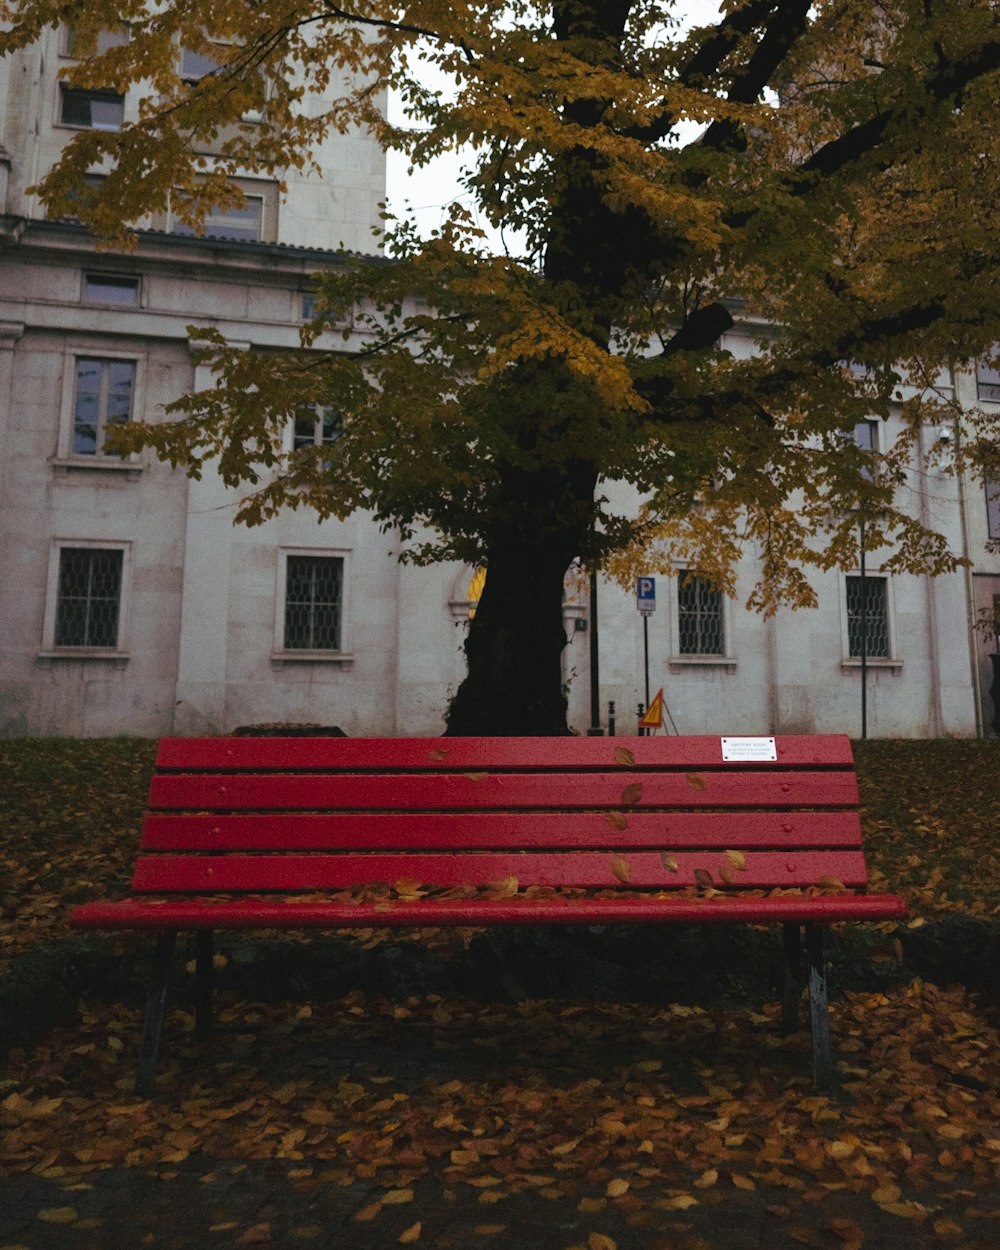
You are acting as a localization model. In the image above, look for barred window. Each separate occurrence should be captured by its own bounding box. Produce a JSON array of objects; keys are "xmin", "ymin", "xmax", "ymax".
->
[
  {"xmin": 283, "ymin": 556, "xmax": 343, "ymax": 651},
  {"xmin": 677, "ymin": 573, "xmax": 725, "ymax": 656},
  {"xmin": 845, "ymin": 575, "xmax": 889, "ymax": 658},
  {"xmin": 72, "ymin": 357, "xmax": 135, "ymax": 455},
  {"xmin": 54, "ymin": 548, "xmax": 123, "ymax": 648}
]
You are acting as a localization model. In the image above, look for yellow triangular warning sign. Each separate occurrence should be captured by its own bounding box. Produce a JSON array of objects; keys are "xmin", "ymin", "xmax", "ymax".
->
[{"xmin": 639, "ymin": 688, "xmax": 664, "ymax": 729}]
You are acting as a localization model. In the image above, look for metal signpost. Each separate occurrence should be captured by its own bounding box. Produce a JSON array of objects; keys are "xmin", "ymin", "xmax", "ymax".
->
[{"xmin": 636, "ymin": 578, "xmax": 655, "ymax": 732}]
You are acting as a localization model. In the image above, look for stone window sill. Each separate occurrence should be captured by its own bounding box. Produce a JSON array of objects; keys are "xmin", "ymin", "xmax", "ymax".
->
[{"xmin": 271, "ymin": 652, "xmax": 354, "ymax": 668}]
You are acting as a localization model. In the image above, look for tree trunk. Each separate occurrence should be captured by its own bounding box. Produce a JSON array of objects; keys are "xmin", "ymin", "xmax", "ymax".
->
[{"xmin": 446, "ymin": 459, "xmax": 597, "ymax": 735}]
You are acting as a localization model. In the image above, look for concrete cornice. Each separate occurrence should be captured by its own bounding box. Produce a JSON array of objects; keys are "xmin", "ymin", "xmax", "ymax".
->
[{"xmin": 0, "ymin": 215, "xmax": 390, "ymax": 280}]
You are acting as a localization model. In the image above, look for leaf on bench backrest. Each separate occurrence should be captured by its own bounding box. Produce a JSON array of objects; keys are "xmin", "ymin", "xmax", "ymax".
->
[
  {"xmin": 605, "ymin": 812, "xmax": 629, "ymax": 832},
  {"xmin": 614, "ymin": 747, "xmax": 636, "ymax": 767},
  {"xmin": 620, "ymin": 783, "xmax": 643, "ymax": 806},
  {"xmin": 611, "ymin": 856, "xmax": 631, "ymax": 884}
]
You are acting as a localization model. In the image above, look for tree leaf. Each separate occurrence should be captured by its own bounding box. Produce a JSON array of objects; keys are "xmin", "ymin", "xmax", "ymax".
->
[
  {"xmin": 685, "ymin": 774, "xmax": 707, "ymax": 791},
  {"xmin": 614, "ymin": 748, "xmax": 636, "ymax": 767},
  {"xmin": 620, "ymin": 783, "xmax": 643, "ymax": 806},
  {"xmin": 605, "ymin": 812, "xmax": 628, "ymax": 832},
  {"xmin": 611, "ymin": 856, "xmax": 631, "ymax": 884},
  {"xmin": 725, "ymin": 850, "xmax": 748, "ymax": 870},
  {"xmin": 694, "ymin": 868, "xmax": 714, "ymax": 888},
  {"xmin": 660, "ymin": 853, "xmax": 679, "ymax": 873}
]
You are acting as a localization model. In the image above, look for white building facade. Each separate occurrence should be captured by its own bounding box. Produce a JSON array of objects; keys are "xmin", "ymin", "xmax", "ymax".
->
[{"xmin": 2, "ymin": 22, "xmax": 999, "ymax": 740}]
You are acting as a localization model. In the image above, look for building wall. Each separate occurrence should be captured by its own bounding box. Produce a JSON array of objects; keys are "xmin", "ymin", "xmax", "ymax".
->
[{"xmin": 2, "ymin": 20, "xmax": 998, "ymax": 741}]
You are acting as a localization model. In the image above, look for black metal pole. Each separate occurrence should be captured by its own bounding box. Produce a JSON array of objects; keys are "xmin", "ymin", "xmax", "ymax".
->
[
  {"xmin": 587, "ymin": 570, "xmax": 603, "ymax": 735},
  {"xmin": 859, "ymin": 518, "xmax": 868, "ymax": 740},
  {"xmin": 643, "ymin": 614, "xmax": 650, "ymax": 710}
]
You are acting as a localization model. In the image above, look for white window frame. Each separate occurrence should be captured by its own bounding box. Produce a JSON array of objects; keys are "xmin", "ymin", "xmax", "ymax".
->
[
  {"xmin": 976, "ymin": 360, "xmax": 1000, "ymax": 403},
  {"xmin": 272, "ymin": 548, "xmax": 352, "ymax": 665},
  {"xmin": 668, "ymin": 569, "xmax": 735, "ymax": 667},
  {"xmin": 54, "ymin": 346, "xmax": 145, "ymax": 470},
  {"xmin": 178, "ymin": 42, "xmax": 267, "ymax": 123},
  {"xmin": 40, "ymin": 539, "xmax": 132, "ymax": 659},
  {"xmin": 838, "ymin": 572, "xmax": 901, "ymax": 669}
]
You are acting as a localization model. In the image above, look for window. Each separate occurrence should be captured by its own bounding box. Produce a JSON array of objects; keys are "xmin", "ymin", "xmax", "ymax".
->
[
  {"xmin": 845, "ymin": 575, "xmax": 890, "ymax": 659},
  {"xmin": 71, "ymin": 357, "xmax": 135, "ymax": 456},
  {"xmin": 677, "ymin": 573, "xmax": 725, "ymax": 656},
  {"xmin": 293, "ymin": 406, "xmax": 341, "ymax": 452},
  {"xmin": 283, "ymin": 555, "xmax": 344, "ymax": 651},
  {"xmin": 986, "ymin": 480, "xmax": 1000, "ymax": 540},
  {"xmin": 977, "ymin": 361, "xmax": 1000, "ymax": 403},
  {"xmin": 63, "ymin": 25, "xmax": 130, "ymax": 57},
  {"xmin": 171, "ymin": 198, "xmax": 263, "ymax": 242},
  {"xmin": 82, "ymin": 273, "xmax": 139, "ymax": 305},
  {"xmin": 53, "ymin": 547, "xmax": 124, "ymax": 648},
  {"xmin": 180, "ymin": 45, "xmax": 265, "ymax": 121},
  {"xmin": 851, "ymin": 419, "xmax": 880, "ymax": 482},
  {"xmin": 59, "ymin": 84, "xmax": 124, "ymax": 130}
]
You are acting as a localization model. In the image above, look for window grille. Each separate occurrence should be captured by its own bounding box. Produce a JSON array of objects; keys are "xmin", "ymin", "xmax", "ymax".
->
[
  {"xmin": 284, "ymin": 556, "xmax": 343, "ymax": 650},
  {"xmin": 845, "ymin": 576, "xmax": 889, "ymax": 658},
  {"xmin": 54, "ymin": 548, "xmax": 123, "ymax": 647},
  {"xmin": 677, "ymin": 573, "xmax": 725, "ymax": 655},
  {"xmin": 73, "ymin": 357, "xmax": 135, "ymax": 455}
]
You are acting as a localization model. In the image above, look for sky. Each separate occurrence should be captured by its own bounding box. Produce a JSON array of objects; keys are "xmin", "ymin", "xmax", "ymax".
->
[{"xmin": 384, "ymin": 2, "xmax": 722, "ymax": 244}]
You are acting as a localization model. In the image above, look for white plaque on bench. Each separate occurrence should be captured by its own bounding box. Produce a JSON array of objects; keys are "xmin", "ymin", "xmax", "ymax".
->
[{"xmin": 720, "ymin": 736, "xmax": 777, "ymax": 762}]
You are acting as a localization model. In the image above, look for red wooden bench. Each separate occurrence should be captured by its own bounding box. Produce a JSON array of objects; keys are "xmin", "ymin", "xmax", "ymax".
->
[{"xmin": 69, "ymin": 734, "xmax": 906, "ymax": 1094}]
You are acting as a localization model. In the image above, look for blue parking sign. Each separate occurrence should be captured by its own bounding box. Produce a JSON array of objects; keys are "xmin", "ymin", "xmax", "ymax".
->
[{"xmin": 636, "ymin": 577, "xmax": 656, "ymax": 615}]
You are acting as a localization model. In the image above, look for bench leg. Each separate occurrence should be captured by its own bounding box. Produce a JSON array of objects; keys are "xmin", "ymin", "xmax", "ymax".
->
[
  {"xmin": 136, "ymin": 931, "xmax": 177, "ymax": 1097},
  {"xmin": 195, "ymin": 930, "xmax": 214, "ymax": 1039},
  {"xmin": 782, "ymin": 922, "xmax": 804, "ymax": 1033},
  {"xmin": 805, "ymin": 924, "xmax": 834, "ymax": 1092}
]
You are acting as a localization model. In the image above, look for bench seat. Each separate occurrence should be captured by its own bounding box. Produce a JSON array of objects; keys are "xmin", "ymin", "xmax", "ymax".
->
[{"xmin": 68, "ymin": 733, "xmax": 906, "ymax": 1094}]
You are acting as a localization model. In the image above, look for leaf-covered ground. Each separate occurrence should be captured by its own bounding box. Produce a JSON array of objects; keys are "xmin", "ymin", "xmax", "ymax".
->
[{"xmin": 1, "ymin": 738, "xmax": 999, "ymax": 1248}]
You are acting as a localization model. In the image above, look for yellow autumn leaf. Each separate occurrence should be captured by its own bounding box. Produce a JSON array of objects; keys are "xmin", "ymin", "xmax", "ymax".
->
[
  {"xmin": 399, "ymin": 1222, "xmax": 422, "ymax": 1244},
  {"xmin": 352, "ymin": 1203, "xmax": 382, "ymax": 1222},
  {"xmin": 588, "ymin": 1235, "xmax": 618, "ymax": 1250},
  {"xmin": 578, "ymin": 1198, "xmax": 607, "ymax": 1213},
  {"xmin": 611, "ymin": 856, "xmax": 631, "ymax": 884},
  {"xmin": 450, "ymin": 1150, "xmax": 479, "ymax": 1165},
  {"xmin": 606, "ymin": 1178, "xmax": 630, "ymax": 1198},
  {"xmin": 613, "ymin": 747, "xmax": 636, "ymax": 767},
  {"xmin": 872, "ymin": 1183, "xmax": 901, "ymax": 1205},
  {"xmin": 663, "ymin": 1194, "xmax": 699, "ymax": 1210},
  {"xmin": 484, "ymin": 876, "xmax": 518, "ymax": 899},
  {"xmin": 828, "ymin": 1140, "xmax": 856, "ymax": 1159},
  {"xmin": 551, "ymin": 1138, "xmax": 581, "ymax": 1156},
  {"xmin": 725, "ymin": 850, "xmax": 747, "ymax": 870},
  {"xmin": 37, "ymin": 1209, "xmax": 77, "ymax": 1225},
  {"xmin": 932, "ymin": 1219, "xmax": 964, "ymax": 1239},
  {"xmin": 694, "ymin": 1169, "xmax": 718, "ymax": 1188},
  {"xmin": 605, "ymin": 812, "xmax": 628, "ymax": 832},
  {"xmin": 660, "ymin": 853, "xmax": 679, "ymax": 873},
  {"xmin": 731, "ymin": 1174, "xmax": 756, "ymax": 1190},
  {"xmin": 719, "ymin": 864, "xmax": 736, "ymax": 886},
  {"xmin": 383, "ymin": 1189, "xmax": 414, "ymax": 1205}
]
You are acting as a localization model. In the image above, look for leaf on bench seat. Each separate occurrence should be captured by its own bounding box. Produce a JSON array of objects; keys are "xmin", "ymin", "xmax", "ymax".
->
[
  {"xmin": 660, "ymin": 853, "xmax": 679, "ymax": 873},
  {"xmin": 620, "ymin": 783, "xmax": 643, "ymax": 806},
  {"xmin": 605, "ymin": 812, "xmax": 629, "ymax": 832},
  {"xmin": 483, "ymin": 876, "xmax": 518, "ymax": 900},
  {"xmin": 719, "ymin": 865, "xmax": 736, "ymax": 886},
  {"xmin": 685, "ymin": 773, "xmax": 707, "ymax": 791},
  {"xmin": 693, "ymin": 868, "xmax": 713, "ymax": 889},
  {"xmin": 725, "ymin": 850, "xmax": 748, "ymax": 871},
  {"xmin": 613, "ymin": 747, "xmax": 636, "ymax": 767},
  {"xmin": 611, "ymin": 856, "xmax": 631, "ymax": 884}
]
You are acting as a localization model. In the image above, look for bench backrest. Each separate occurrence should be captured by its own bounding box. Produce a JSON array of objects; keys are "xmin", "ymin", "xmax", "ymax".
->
[{"xmin": 131, "ymin": 735, "xmax": 867, "ymax": 896}]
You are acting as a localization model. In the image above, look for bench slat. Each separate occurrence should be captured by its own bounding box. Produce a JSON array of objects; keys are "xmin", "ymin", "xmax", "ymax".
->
[
  {"xmin": 130, "ymin": 849, "xmax": 870, "ymax": 891},
  {"xmin": 71, "ymin": 891, "xmax": 909, "ymax": 931},
  {"xmin": 141, "ymin": 810, "xmax": 864, "ymax": 851},
  {"xmin": 156, "ymin": 735, "xmax": 856, "ymax": 772},
  {"xmin": 148, "ymin": 770, "xmax": 859, "ymax": 812}
]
